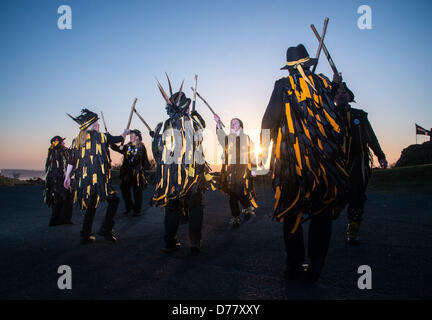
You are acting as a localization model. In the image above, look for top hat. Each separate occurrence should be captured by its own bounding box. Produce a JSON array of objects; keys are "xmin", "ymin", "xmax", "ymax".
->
[{"xmin": 281, "ymin": 44, "xmax": 318, "ymax": 70}]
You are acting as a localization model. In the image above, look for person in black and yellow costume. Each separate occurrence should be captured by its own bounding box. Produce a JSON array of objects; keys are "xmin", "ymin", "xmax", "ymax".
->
[
  {"xmin": 151, "ymin": 76, "xmax": 215, "ymax": 254},
  {"xmin": 333, "ymin": 82, "xmax": 387, "ymax": 244},
  {"xmin": 111, "ymin": 129, "xmax": 150, "ymax": 216},
  {"xmin": 64, "ymin": 109, "xmax": 130, "ymax": 244},
  {"xmin": 44, "ymin": 136, "xmax": 74, "ymax": 226},
  {"xmin": 213, "ymin": 115, "xmax": 258, "ymax": 227},
  {"xmin": 261, "ymin": 44, "xmax": 348, "ymax": 282}
]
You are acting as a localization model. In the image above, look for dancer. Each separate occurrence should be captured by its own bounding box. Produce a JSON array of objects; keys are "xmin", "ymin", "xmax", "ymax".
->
[
  {"xmin": 261, "ymin": 44, "xmax": 348, "ymax": 282},
  {"xmin": 111, "ymin": 129, "xmax": 150, "ymax": 216},
  {"xmin": 64, "ymin": 109, "xmax": 129, "ymax": 244},
  {"xmin": 44, "ymin": 136, "xmax": 73, "ymax": 226},
  {"xmin": 214, "ymin": 115, "xmax": 258, "ymax": 227},
  {"xmin": 151, "ymin": 76, "xmax": 214, "ymax": 254},
  {"xmin": 333, "ymin": 82, "xmax": 387, "ymax": 244}
]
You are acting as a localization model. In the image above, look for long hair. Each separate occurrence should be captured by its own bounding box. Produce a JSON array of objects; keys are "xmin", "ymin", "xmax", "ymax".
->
[
  {"xmin": 74, "ymin": 122, "xmax": 98, "ymax": 149},
  {"xmin": 231, "ymin": 118, "xmax": 244, "ymax": 129}
]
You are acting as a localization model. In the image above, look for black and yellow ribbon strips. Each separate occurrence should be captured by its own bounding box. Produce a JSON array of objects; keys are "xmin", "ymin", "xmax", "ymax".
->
[
  {"xmin": 271, "ymin": 72, "xmax": 348, "ymax": 233},
  {"xmin": 151, "ymin": 112, "xmax": 215, "ymax": 207},
  {"xmin": 71, "ymin": 131, "xmax": 113, "ymax": 210}
]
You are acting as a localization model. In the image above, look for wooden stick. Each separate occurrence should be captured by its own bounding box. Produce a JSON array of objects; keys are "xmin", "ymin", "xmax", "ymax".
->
[
  {"xmin": 312, "ymin": 17, "xmax": 329, "ymax": 74},
  {"xmin": 311, "ymin": 24, "xmax": 338, "ymax": 74},
  {"xmin": 121, "ymin": 98, "xmax": 137, "ymax": 146},
  {"xmin": 191, "ymin": 87, "xmax": 225, "ymax": 128},
  {"xmin": 192, "ymin": 75, "xmax": 198, "ymax": 112},
  {"xmin": 133, "ymin": 108, "xmax": 152, "ymax": 132},
  {"xmin": 100, "ymin": 111, "xmax": 108, "ymax": 132}
]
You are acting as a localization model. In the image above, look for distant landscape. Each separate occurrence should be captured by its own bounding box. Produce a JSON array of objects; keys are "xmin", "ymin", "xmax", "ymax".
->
[
  {"xmin": 1, "ymin": 165, "xmax": 431, "ymax": 195},
  {"xmin": 0, "ymin": 169, "xmax": 45, "ymax": 180}
]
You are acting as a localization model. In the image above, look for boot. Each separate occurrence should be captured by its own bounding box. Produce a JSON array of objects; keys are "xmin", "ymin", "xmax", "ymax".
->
[
  {"xmin": 98, "ymin": 227, "xmax": 117, "ymax": 242},
  {"xmin": 242, "ymin": 206, "xmax": 255, "ymax": 221},
  {"xmin": 302, "ymin": 265, "xmax": 320, "ymax": 283},
  {"xmin": 190, "ymin": 239, "xmax": 202, "ymax": 255},
  {"xmin": 347, "ymin": 220, "xmax": 361, "ymax": 245},
  {"xmin": 302, "ymin": 258, "xmax": 325, "ymax": 284},
  {"xmin": 230, "ymin": 216, "xmax": 241, "ymax": 228},
  {"xmin": 284, "ymin": 263, "xmax": 307, "ymax": 280},
  {"xmin": 162, "ymin": 241, "xmax": 181, "ymax": 253},
  {"xmin": 80, "ymin": 231, "xmax": 96, "ymax": 245}
]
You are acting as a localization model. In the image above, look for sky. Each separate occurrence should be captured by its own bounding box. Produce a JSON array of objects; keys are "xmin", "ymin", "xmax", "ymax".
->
[{"xmin": 0, "ymin": 0, "xmax": 431, "ymax": 170}]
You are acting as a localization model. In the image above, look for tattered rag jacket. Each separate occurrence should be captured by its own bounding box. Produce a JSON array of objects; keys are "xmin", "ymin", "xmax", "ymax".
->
[{"xmin": 262, "ymin": 70, "xmax": 348, "ymax": 228}]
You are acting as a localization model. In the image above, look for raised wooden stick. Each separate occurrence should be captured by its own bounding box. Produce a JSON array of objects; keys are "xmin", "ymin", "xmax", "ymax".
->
[
  {"xmin": 121, "ymin": 98, "xmax": 137, "ymax": 146},
  {"xmin": 311, "ymin": 23, "xmax": 338, "ymax": 74},
  {"xmin": 100, "ymin": 111, "xmax": 108, "ymax": 132},
  {"xmin": 312, "ymin": 17, "xmax": 329, "ymax": 74},
  {"xmin": 133, "ymin": 108, "xmax": 152, "ymax": 132},
  {"xmin": 192, "ymin": 75, "xmax": 198, "ymax": 112},
  {"xmin": 190, "ymin": 87, "xmax": 225, "ymax": 128}
]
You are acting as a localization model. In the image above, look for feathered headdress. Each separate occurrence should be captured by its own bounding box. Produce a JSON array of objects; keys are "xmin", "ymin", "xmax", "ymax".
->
[
  {"xmin": 66, "ymin": 108, "xmax": 99, "ymax": 130},
  {"xmin": 156, "ymin": 73, "xmax": 191, "ymax": 119}
]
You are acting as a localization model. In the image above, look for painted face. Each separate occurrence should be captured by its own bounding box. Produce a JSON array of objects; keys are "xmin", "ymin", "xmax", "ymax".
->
[{"xmin": 231, "ymin": 119, "xmax": 241, "ymax": 132}]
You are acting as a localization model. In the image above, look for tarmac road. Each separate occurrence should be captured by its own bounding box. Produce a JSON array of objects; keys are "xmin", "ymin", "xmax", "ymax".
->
[{"xmin": 0, "ymin": 184, "xmax": 431, "ymax": 299}]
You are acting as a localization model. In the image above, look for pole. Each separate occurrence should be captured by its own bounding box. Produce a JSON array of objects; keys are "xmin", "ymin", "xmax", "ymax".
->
[
  {"xmin": 121, "ymin": 98, "xmax": 137, "ymax": 146},
  {"xmin": 312, "ymin": 17, "xmax": 329, "ymax": 74},
  {"xmin": 100, "ymin": 111, "xmax": 108, "ymax": 132},
  {"xmin": 191, "ymin": 87, "xmax": 226, "ymax": 128},
  {"xmin": 311, "ymin": 24, "xmax": 338, "ymax": 75},
  {"xmin": 192, "ymin": 75, "xmax": 198, "ymax": 112},
  {"xmin": 134, "ymin": 108, "xmax": 152, "ymax": 132}
]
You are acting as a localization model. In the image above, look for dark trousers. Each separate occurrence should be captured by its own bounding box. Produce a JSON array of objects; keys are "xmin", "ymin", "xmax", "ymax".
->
[
  {"xmin": 164, "ymin": 192, "xmax": 204, "ymax": 248},
  {"xmin": 229, "ymin": 193, "xmax": 251, "ymax": 217},
  {"xmin": 347, "ymin": 169, "xmax": 367, "ymax": 222},
  {"xmin": 81, "ymin": 193, "xmax": 120, "ymax": 236},
  {"xmin": 120, "ymin": 181, "xmax": 144, "ymax": 214},
  {"xmin": 49, "ymin": 192, "xmax": 73, "ymax": 226},
  {"xmin": 283, "ymin": 208, "xmax": 333, "ymax": 273}
]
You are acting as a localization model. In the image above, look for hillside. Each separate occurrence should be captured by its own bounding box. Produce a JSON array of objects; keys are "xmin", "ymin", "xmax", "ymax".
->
[{"xmin": 368, "ymin": 164, "xmax": 432, "ymax": 195}]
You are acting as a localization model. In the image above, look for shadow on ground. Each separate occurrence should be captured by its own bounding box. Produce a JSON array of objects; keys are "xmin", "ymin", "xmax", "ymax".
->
[{"xmin": 0, "ymin": 184, "xmax": 431, "ymax": 299}]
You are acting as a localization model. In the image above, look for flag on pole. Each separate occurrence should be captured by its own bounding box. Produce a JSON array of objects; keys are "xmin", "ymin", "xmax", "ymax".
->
[{"xmin": 415, "ymin": 124, "xmax": 431, "ymax": 136}]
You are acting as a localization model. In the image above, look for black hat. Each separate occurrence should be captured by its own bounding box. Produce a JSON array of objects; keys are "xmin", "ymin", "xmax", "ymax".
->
[
  {"xmin": 281, "ymin": 44, "xmax": 318, "ymax": 70},
  {"xmin": 66, "ymin": 108, "xmax": 99, "ymax": 130},
  {"xmin": 49, "ymin": 136, "xmax": 65, "ymax": 149},
  {"xmin": 169, "ymin": 92, "xmax": 191, "ymax": 109},
  {"xmin": 50, "ymin": 136, "xmax": 65, "ymax": 145},
  {"xmin": 156, "ymin": 74, "xmax": 191, "ymax": 118},
  {"xmin": 130, "ymin": 129, "xmax": 142, "ymax": 141},
  {"xmin": 165, "ymin": 92, "xmax": 191, "ymax": 118}
]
